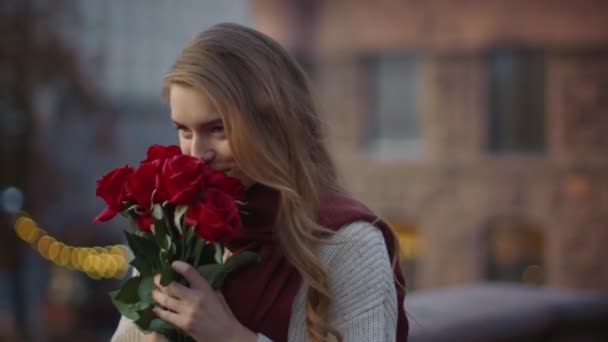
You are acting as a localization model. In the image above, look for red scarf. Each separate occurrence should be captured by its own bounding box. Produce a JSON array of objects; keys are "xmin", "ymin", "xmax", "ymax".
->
[{"xmin": 223, "ymin": 184, "xmax": 408, "ymax": 341}]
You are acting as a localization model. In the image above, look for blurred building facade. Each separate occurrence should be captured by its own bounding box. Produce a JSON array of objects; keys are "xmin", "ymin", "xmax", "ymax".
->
[
  {"xmin": 2, "ymin": 0, "xmax": 608, "ymax": 339},
  {"xmin": 250, "ymin": 0, "xmax": 608, "ymax": 290}
]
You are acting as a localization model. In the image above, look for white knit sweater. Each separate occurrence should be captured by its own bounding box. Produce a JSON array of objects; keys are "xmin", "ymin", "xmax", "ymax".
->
[{"xmin": 111, "ymin": 221, "xmax": 398, "ymax": 342}]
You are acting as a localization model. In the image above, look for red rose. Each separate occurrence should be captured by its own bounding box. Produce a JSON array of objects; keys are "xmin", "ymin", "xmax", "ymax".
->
[
  {"xmin": 126, "ymin": 160, "xmax": 168, "ymax": 209},
  {"xmin": 142, "ymin": 144, "xmax": 181, "ymax": 163},
  {"xmin": 207, "ymin": 170, "xmax": 245, "ymax": 201},
  {"xmin": 162, "ymin": 155, "xmax": 205, "ymax": 205},
  {"xmin": 133, "ymin": 211, "xmax": 154, "ymax": 232},
  {"xmin": 185, "ymin": 189, "xmax": 242, "ymax": 242},
  {"xmin": 94, "ymin": 165, "xmax": 133, "ymax": 223}
]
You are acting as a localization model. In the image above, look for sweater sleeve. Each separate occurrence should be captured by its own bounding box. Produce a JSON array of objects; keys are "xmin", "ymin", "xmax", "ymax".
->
[
  {"xmin": 110, "ymin": 259, "xmax": 278, "ymax": 342},
  {"xmin": 110, "ymin": 316, "xmax": 144, "ymax": 342},
  {"xmin": 110, "ymin": 222, "xmax": 400, "ymax": 342},
  {"xmin": 325, "ymin": 221, "xmax": 399, "ymax": 342},
  {"xmin": 110, "ymin": 268, "xmax": 145, "ymax": 342}
]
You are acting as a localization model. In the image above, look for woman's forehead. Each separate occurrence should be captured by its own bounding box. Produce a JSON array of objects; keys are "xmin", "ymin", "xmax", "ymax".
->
[{"xmin": 169, "ymin": 84, "xmax": 221, "ymax": 125}]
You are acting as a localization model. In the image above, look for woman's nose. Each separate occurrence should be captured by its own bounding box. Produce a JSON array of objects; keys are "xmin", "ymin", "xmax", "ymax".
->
[
  {"xmin": 190, "ymin": 137, "xmax": 215, "ymax": 162},
  {"xmin": 199, "ymin": 150, "xmax": 215, "ymax": 163}
]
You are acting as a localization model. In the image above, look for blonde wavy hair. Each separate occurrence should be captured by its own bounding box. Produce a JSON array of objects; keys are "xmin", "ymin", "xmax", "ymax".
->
[{"xmin": 163, "ymin": 23, "xmax": 344, "ymax": 341}]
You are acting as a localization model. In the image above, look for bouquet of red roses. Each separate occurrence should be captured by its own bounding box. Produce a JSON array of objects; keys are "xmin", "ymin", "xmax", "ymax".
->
[{"xmin": 94, "ymin": 145, "xmax": 258, "ymax": 340}]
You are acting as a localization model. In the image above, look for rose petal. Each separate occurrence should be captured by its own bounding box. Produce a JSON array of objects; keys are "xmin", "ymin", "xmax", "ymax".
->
[
  {"xmin": 134, "ymin": 214, "xmax": 154, "ymax": 232},
  {"xmin": 143, "ymin": 145, "xmax": 182, "ymax": 163},
  {"xmin": 93, "ymin": 207, "xmax": 119, "ymax": 223}
]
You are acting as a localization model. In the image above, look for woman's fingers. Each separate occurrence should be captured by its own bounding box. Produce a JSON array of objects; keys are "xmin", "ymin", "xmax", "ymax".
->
[
  {"xmin": 217, "ymin": 292, "xmax": 232, "ymax": 315},
  {"xmin": 152, "ymin": 289, "xmax": 182, "ymax": 313},
  {"xmin": 149, "ymin": 263, "xmax": 220, "ymax": 337},
  {"xmin": 153, "ymin": 274, "xmax": 196, "ymax": 302},
  {"xmin": 171, "ymin": 260, "xmax": 213, "ymax": 292},
  {"xmin": 149, "ymin": 266, "xmax": 248, "ymax": 341},
  {"xmin": 152, "ymin": 306, "xmax": 186, "ymax": 331}
]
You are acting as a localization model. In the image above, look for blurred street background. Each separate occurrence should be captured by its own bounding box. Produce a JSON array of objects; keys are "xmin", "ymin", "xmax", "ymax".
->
[{"xmin": 0, "ymin": 0, "xmax": 607, "ymax": 341}]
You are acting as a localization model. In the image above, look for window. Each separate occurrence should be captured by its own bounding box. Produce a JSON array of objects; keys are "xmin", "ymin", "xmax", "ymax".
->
[
  {"xmin": 365, "ymin": 54, "xmax": 421, "ymax": 158},
  {"xmin": 392, "ymin": 222, "xmax": 419, "ymax": 291},
  {"xmin": 484, "ymin": 218, "xmax": 544, "ymax": 285},
  {"xmin": 488, "ymin": 50, "xmax": 546, "ymax": 153}
]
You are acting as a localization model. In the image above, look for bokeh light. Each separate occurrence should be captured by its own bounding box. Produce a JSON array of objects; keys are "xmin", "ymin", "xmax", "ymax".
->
[{"xmin": 12, "ymin": 212, "xmax": 132, "ymax": 279}]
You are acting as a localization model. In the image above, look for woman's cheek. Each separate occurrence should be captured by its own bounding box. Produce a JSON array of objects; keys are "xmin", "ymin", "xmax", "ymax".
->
[{"xmin": 179, "ymin": 139, "xmax": 190, "ymax": 156}]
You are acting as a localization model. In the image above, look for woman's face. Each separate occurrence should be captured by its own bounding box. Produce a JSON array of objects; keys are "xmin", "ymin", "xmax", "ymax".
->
[{"xmin": 169, "ymin": 84, "xmax": 254, "ymax": 187}]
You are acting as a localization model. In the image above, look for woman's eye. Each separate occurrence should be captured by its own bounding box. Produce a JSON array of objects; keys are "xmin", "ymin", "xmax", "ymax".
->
[
  {"xmin": 211, "ymin": 125, "xmax": 225, "ymax": 134},
  {"xmin": 177, "ymin": 127, "xmax": 193, "ymax": 138}
]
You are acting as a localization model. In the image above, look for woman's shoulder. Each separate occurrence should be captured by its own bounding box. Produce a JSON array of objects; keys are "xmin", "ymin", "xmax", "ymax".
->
[
  {"xmin": 319, "ymin": 221, "xmax": 398, "ymax": 320},
  {"xmin": 329, "ymin": 220, "xmax": 385, "ymax": 243},
  {"xmin": 318, "ymin": 220, "xmax": 390, "ymax": 268},
  {"xmin": 317, "ymin": 191, "xmax": 379, "ymax": 230}
]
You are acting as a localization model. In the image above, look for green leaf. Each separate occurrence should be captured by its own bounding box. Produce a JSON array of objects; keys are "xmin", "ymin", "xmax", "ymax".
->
[
  {"xmin": 125, "ymin": 231, "xmax": 158, "ymax": 257},
  {"xmin": 110, "ymin": 290, "xmax": 142, "ymax": 321},
  {"xmin": 160, "ymin": 264, "xmax": 176, "ymax": 286},
  {"xmin": 134, "ymin": 305, "xmax": 155, "ymax": 330},
  {"xmin": 167, "ymin": 235, "xmax": 174, "ymax": 255},
  {"xmin": 202, "ymin": 241, "xmax": 217, "ymax": 264},
  {"xmin": 115, "ymin": 277, "xmax": 143, "ymax": 303},
  {"xmin": 159, "ymin": 248, "xmax": 167, "ymax": 264},
  {"xmin": 214, "ymin": 243, "xmax": 224, "ymax": 264},
  {"xmin": 197, "ymin": 263, "xmax": 225, "ymax": 289},
  {"xmin": 109, "ymin": 277, "xmax": 149, "ymax": 321},
  {"xmin": 130, "ymin": 257, "xmax": 154, "ymax": 277},
  {"xmin": 129, "ymin": 218, "xmax": 141, "ymax": 232},
  {"xmin": 138, "ymin": 276, "xmax": 155, "ymax": 305},
  {"xmin": 174, "ymin": 205, "xmax": 188, "ymax": 235},
  {"xmin": 152, "ymin": 217, "xmax": 169, "ymax": 250},
  {"xmin": 181, "ymin": 227, "xmax": 196, "ymax": 260},
  {"xmin": 124, "ymin": 231, "xmax": 161, "ymax": 276},
  {"xmin": 148, "ymin": 319, "xmax": 177, "ymax": 337},
  {"xmin": 192, "ymin": 238, "xmax": 216, "ymax": 269},
  {"xmin": 224, "ymin": 251, "xmax": 262, "ymax": 273},
  {"xmin": 197, "ymin": 251, "xmax": 261, "ymax": 289},
  {"xmin": 193, "ymin": 238, "xmax": 205, "ymax": 269},
  {"xmin": 185, "ymin": 226, "xmax": 196, "ymax": 242},
  {"xmin": 134, "ymin": 229, "xmax": 148, "ymax": 237},
  {"xmin": 152, "ymin": 203, "xmax": 164, "ymax": 220}
]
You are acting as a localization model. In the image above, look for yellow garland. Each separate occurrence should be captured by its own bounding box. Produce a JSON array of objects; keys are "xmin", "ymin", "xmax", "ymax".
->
[{"xmin": 13, "ymin": 212, "xmax": 132, "ymax": 280}]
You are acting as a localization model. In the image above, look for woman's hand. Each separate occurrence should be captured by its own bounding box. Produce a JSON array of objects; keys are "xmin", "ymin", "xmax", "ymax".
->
[{"xmin": 151, "ymin": 261, "xmax": 257, "ymax": 342}]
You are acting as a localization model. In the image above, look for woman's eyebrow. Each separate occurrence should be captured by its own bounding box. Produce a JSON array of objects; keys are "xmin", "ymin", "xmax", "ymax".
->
[
  {"xmin": 201, "ymin": 118, "xmax": 223, "ymax": 127},
  {"xmin": 171, "ymin": 118, "xmax": 223, "ymax": 129},
  {"xmin": 171, "ymin": 119, "xmax": 185, "ymax": 128}
]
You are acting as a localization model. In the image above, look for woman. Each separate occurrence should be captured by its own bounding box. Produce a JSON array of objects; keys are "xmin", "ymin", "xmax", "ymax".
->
[{"xmin": 111, "ymin": 23, "xmax": 407, "ymax": 342}]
